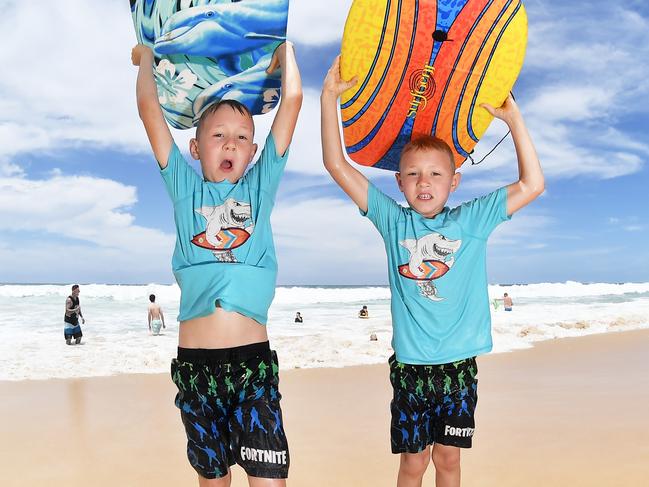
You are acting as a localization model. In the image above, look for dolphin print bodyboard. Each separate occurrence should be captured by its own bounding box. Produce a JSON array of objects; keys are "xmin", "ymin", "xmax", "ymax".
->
[
  {"xmin": 129, "ymin": 0, "xmax": 289, "ymax": 130},
  {"xmin": 339, "ymin": 0, "xmax": 527, "ymax": 171}
]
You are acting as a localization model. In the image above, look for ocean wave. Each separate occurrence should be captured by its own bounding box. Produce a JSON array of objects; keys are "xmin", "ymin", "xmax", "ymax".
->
[
  {"xmin": 2, "ymin": 281, "xmax": 647, "ymax": 301},
  {"xmin": 488, "ymin": 281, "xmax": 649, "ymax": 299},
  {"xmin": 1, "ymin": 282, "xmax": 648, "ymax": 380}
]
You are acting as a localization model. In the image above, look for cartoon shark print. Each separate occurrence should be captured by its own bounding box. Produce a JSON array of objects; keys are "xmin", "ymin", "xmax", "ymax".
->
[
  {"xmin": 194, "ymin": 198, "xmax": 254, "ymax": 262},
  {"xmin": 399, "ymin": 232, "xmax": 461, "ymax": 301}
]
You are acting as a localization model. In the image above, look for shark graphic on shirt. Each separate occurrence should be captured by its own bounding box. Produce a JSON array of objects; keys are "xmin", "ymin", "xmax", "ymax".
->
[
  {"xmin": 195, "ymin": 198, "xmax": 254, "ymax": 262},
  {"xmin": 399, "ymin": 232, "xmax": 461, "ymax": 301}
]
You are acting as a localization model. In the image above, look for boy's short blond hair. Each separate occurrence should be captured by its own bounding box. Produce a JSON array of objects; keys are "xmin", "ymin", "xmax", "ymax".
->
[
  {"xmin": 400, "ymin": 134, "xmax": 456, "ymax": 172},
  {"xmin": 196, "ymin": 100, "xmax": 254, "ymax": 139}
]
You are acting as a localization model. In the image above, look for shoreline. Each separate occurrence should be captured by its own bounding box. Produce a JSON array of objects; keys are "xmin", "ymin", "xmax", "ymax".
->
[
  {"xmin": 3, "ymin": 324, "xmax": 648, "ymax": 382},
  {"xmin": 1, "ymin": 330, "xmax": 648, "ymax": 486}
]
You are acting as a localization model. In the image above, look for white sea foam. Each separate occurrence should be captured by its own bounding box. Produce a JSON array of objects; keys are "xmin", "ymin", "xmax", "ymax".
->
[{"xmin": 1, "ymin": 282, "xmax": 647, "ymax": 381}]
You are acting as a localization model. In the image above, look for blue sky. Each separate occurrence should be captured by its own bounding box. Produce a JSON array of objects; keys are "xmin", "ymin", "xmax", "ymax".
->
[{"xmin": 0, "ymin": 0, "xmax": 647, "ymax": 285}]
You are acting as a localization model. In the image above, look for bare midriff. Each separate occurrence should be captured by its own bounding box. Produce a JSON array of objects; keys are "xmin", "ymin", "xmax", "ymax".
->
[{"xmin": 178, "ymin": 306, "xmax": 268, "ymax": 349}]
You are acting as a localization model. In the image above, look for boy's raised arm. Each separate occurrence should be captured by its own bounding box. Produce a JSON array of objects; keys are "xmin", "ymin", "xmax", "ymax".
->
[
  {"xmin": 482, "ymin": 94, "xmax": 545, "ymax": 216},
  {"xmin": 267, "ymin": 42, "xmax": 303, "ymax": 156},
  {"xmin": 132, "ymin": 45, "xmax": 173, "ymax": 169},
  {"xmin": 321, "ymin": 56, "xmax": 369, "ymax": 212}
]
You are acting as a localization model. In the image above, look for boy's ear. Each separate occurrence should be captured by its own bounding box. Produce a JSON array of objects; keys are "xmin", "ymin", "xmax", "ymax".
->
[
  {"xmin": 450, "ymin": 171, "xmax": 462, "ymax": 192},
  {"xmin": 395, "ymin": 172, "xmax": 404, "ymax": 192},
  {"xmin": 189, "ymin": 138, "xmax": 200, "ymax": 160},
  {"xmin": 249, "ymin": 143, "xmax": 258, "ymax": 162}
]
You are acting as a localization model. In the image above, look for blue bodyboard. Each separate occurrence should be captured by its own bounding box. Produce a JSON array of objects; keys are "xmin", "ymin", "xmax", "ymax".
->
[{"xmin": 130, "ymin": 0, "xmax": 288, "ymax": 129}]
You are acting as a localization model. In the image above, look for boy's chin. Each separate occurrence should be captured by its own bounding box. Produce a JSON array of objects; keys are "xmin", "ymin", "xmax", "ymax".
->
[
  {"xmin": 204, "ymin": 166, "xmax": 247, "ymax": 183},
  {"xmin": 409, "ymin": 200, "xmax": 442, "ymax": 218},
  {"xmin": 222, "ymin": 171, "xmax": 244, "ymax": 183}
]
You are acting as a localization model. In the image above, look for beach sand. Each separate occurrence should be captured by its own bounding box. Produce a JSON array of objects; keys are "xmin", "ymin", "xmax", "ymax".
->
[{"xmin": 2, "ymin": 329, "xmax": 648, "ymax": 486}]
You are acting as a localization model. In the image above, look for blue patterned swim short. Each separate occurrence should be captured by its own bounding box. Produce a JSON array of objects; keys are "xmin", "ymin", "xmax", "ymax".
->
[
  {"xmin": 389, "ymin": 354, "xmax": 478, "ymax": 452},
  {"xmin": 171, "ymin": 341, "xmax": 289, "ymax": 479}
]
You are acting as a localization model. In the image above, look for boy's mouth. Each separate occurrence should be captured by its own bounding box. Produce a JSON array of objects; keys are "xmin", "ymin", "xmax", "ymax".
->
[
  {"xmin": 220, "ymin": 159, "xmax": 233, "ymax": 171},
  {"xmin": 417, "ymin": 193, "xmax": 432, "ymax": 200}
]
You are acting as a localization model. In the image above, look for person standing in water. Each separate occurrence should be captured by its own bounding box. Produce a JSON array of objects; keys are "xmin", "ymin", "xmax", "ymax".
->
[
  {"xmin": 148, "ymin": 294, "xmax": 166, "ymax": 335},
  {"xmin": 64, "ymin": 284, "xmax": 84, "ymax": 345},
  {"xmin": 503, "ymin": 293, "xmax": 514, "ymax": 311}
]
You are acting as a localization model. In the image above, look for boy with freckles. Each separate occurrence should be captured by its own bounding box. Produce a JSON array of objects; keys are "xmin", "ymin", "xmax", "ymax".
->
[{"xmin": 321, "ymin": 56, "xmax": 544, "ymax": 487}]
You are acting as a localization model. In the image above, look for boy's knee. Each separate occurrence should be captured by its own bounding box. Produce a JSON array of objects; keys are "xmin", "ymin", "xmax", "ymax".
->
[
  {"xmin": 400, "ymin": 450, "xmax": 430, "ymax": 478},
  {"xmin": 198, "ymin": 472, "xmax": 231, "ymax": 487},
  {"xmin": 432, "ymin": 445, "xmax": 461, "ymax": 473}
]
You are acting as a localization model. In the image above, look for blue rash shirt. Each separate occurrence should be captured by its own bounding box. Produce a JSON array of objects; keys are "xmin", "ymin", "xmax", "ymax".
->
[
  {"xmin": 361, "ymin": 183, "xmax": 511, "ymax": 364},
  {"xmin": 161, "ymin": 132, "xmax": 288, "ymax": 325}
]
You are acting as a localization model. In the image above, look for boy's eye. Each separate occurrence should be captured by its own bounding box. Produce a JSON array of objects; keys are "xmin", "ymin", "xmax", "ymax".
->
[
  {"xmin": 214, "ymin": 133, "xmax": 223, "ymax": 137},
  {"xmin": 407, "ymin": 172, "xmax": 417, "ymax": 176},
  {"xmin": 238, "ymin": 135, "xmax": 248, "ymax": 140}
]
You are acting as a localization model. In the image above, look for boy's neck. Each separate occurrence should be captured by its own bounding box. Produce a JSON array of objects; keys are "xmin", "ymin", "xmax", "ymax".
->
[{"xmin": 411, "ymin": 206, "xmax": 446, "ymax": 219}]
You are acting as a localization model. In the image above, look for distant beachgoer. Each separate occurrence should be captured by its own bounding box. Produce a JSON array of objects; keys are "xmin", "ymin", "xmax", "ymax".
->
[
  {"xmin": 369, "ymin": 333, "xmax": 378, "ymax": 341},
  {"xmin": 503, "ymin": 293, "xmax": 513, "ymax": 311},
  {"xmin": 64, "ymin": 284, "xmax": 84, "ymax": 345},
  {"xmin": 358, "ymin": 305, "xmax": 369, "ymax": 319},
  {"xmin": 294, "ymin": 312, "xmax": 303, "ymax": 323},
  {"xmin": 148, "ymin": 294, "xmax": 166, "ymax": 335}
]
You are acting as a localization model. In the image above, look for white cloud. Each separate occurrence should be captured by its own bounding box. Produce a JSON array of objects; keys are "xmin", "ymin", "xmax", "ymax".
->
[
  {"xmin": 0, "ymin": 156, "xmax": 24, "ymax": 177},
  {"xmin": 623, "ymin": 225, "xmax": 643, "ymax": 232},
  {"xmin": 458, "ymin": 2, "xmax": 648, "ymax": 183},
  {"xmin": 0, "ymin": 0, "xmax": 646, "ymax": 285},
  {"xmin": 0, "ymin": 170, "xmax": 562, "ymax": 284},
  {"xmin": 287, "ymin": 0, "xmax": 352, "ymax": 45},
  {"xmin": 0, "ymin": 1, "xmax": 147, "ymax": 160},
  {"xmin": 0, "ymin": 1, "xmax": 352, "ymax": 177},
  {"xmin": 0, "ymin": 172, "xmax": 175, "ymax": 282},
  {"xmin": 525, "ymin": 86, "xmax": 614, "ymax": 123},
  {"xmin": 0, "ymin": 123, "xmax": 54, "ymax": 158},
  {"xmin": 490, "ymin": 213, "xmax": 554, "ymax": 247},
  {"xmin": 462, "ymin": 101, "xmax": 645, "ymax": 182},
  {"xmin": 272, "ymin": 196, "xmax": 387, "ymax": 284},
  {"xmin": 607, "ymin": 215, "xmax": 646, "ymax": 234},
  {"xmin": 0, "ymin": 241, "xmax": 173, "ymax": 284},
  {"xmin": 272, "ymin": 196, "xmax": 557, "ymax": 284},
  {"xmin": 1, "ymin": 0, "xmax": 646, "ymax": 184},
  {"xmin": 280, "ymin": 89, "xmax": 338, "ymax": 176}
]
